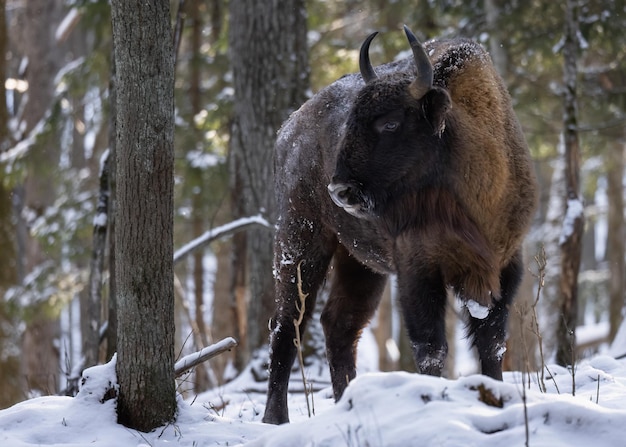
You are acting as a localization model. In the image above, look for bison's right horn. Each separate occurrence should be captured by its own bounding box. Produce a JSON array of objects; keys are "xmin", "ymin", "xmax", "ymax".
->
[
  {"xmin": 359, "ymin": 32, "xmax": 379, "ymax": 84},
  {"xmin": 404, "ymin": 25, "xmax": 433, "ymax": 100}
]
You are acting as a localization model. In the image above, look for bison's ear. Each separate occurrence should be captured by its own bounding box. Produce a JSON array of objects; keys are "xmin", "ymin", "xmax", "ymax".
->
[{"xmin": 422, "ymin": 87, "xmax": 451, "ymax": 136}]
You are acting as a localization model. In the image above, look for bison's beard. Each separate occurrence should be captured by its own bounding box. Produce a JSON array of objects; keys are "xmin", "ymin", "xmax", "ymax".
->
[{"xmin": 327, "ymin": 182, "xmax": 375, "ymax": 219}]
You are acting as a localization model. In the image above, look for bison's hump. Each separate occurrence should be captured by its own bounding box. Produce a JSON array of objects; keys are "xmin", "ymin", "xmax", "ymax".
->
[{"xmin": 425, "ymin": 39, "xmax": 492, "ymax": 89}]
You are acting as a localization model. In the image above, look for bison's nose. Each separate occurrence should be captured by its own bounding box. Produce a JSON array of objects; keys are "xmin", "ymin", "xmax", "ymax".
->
[
  {"xmin": 327, "ymin": 182, "xmax": 353, "ymax": 209},
  {"xmin": 328, "ymin": 182, "xmax": 373, "ymax": 219}
]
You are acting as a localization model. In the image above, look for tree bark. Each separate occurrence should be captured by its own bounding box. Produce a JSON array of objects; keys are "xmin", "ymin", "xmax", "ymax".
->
[
  {"xmin": 556, "ymin": 0, "xmax": 584, "ymax": 367},
  {"xmin": 228, "ymin": 0, "xmax": 309, "ymax": 366},
  {"xmin": 111, "ymin": 0, "xmax": 176, "ymax": 431}
]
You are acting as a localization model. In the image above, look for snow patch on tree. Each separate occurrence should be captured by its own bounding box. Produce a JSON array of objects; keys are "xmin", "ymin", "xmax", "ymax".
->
[
  {"xmin": 77, "ymin": 354, "xmax": 118, "ymax": 404},
  {"xmin": 559, "ymin": 197, "xmax": 584, "ymax": 245}
]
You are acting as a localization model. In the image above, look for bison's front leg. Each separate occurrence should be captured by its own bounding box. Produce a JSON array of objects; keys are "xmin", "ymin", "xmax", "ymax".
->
[
  {"xmin": 263, "ymin": 224, "xmax": 335, "ymax": 425},
  {"xmin": 466, "ymin": 250, "xmax": 523, "ymax": 380},
  {"xmin": 397, "ymin": 265, "xmax": 449, "ymax": 376},
  {"xmin": 321, "ymin": 245, "xmax": 387, "ymax": 401}
]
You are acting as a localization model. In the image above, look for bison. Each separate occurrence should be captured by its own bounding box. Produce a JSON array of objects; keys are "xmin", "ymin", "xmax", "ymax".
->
[{"xmin": 263, "ymin": 26, "xmax": 537, "ymax": 425}]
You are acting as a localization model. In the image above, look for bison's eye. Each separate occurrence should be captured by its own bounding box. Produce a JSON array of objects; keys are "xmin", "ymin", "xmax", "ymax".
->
[
  {"xmin": 374, "ymin": 110, "xmax": 404, "ymax": 134},
  {"xmin": 382, "ymin": 121, "xmax": 399, "ymax": 132}
]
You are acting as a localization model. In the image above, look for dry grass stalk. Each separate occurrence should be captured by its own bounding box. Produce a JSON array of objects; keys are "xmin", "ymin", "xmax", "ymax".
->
[{"xmin": 294, "ymin": 260, "xmax": 313, "ymax": 417}]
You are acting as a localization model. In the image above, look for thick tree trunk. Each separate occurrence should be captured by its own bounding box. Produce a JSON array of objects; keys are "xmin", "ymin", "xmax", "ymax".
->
[
  {"xmin": 556, "ymin": 0, "xmax": 584, "ymax": 368},
  {"xmin": 228, "ymin": 0, "xmax": 309, "ymax": 366},
  {"xmin": 111, "ymin": 0, "xmax": 176, "ymax": 431}
]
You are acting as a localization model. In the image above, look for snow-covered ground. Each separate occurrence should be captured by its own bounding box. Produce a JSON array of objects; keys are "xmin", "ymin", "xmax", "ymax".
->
[{"xmin": 1, "ymin": 349, "xmax": 626, "ymax": 446}]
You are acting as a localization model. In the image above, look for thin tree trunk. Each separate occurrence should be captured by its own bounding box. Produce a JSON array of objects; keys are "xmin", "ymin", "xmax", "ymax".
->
[
  {"xmin": 188, "ymin": 0, "xmax": 212, "ymax": 392},
  {"xmin": 556, "ymin": 0, "xmax": 584, "ymax": 368},
  {"xmin": 606, "ymin": 139, "xmax": 625, "ymax": 342},
  {"xmin": 106, "ymin": 54, "xmax": 117, "ymax": 362},
  {"xmin": 111, "ymin": 0, "xmax": 176, "ymax": 431},
  {"xmin": 84, "ymin": 151, "xmax": 109, "ymax": 369},
  {"xmin": 0, "ymin": 1, "xmax": 22, "ymax": 407}
]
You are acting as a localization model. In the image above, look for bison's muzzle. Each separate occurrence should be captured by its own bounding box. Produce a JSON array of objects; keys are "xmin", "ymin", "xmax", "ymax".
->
[{"xmin": 327, "ymin": 181, "xmax": 373, "ymax": 219}]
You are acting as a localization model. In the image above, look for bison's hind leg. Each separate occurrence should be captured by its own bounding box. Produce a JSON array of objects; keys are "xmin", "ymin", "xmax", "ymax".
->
[
  {"xmin": 321, "ymin": 245, "xmax": 387, "ymax": 402},
  {"xmin": 466, "ymin": 250, "xmax": 524, "ymax": 380}
]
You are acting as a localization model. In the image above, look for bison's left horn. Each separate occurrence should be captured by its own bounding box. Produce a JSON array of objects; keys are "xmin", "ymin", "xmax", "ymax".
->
[
  {"xmin": 404, "ymin": 25, "xmax": 433, "ymax": 100},
  {"xmin": 359, "ymin": 32, "xmax": 379, "ymax": 84}
]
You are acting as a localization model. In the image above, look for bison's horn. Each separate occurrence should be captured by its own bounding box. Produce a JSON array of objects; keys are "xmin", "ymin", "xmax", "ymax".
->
[
  {"xmin": 404, "ymin": 25, "xmax": 433, "ymax": 99},
  {"xmin": 359, "ymin": 32, "xmax": 379, "ymax": 84}
]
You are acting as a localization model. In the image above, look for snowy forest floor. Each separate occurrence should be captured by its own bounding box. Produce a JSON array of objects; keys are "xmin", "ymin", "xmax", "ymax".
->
[{"xmin": 1, "ymin": 348, "xmax": 626, "ymax": 446}]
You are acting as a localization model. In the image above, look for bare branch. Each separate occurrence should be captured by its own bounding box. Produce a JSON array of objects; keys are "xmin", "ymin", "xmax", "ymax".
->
[
  {"xmin": 173, "ymin": 215, "xmax": 271, "ymax": 265},
  {"xmin": 174, "ymin": 337, "xmax": 238, "ymax": 378}
]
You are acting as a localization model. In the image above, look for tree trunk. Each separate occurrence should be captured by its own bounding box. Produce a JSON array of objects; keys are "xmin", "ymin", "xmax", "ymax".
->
[
  {"xmin": 106, "ymin": 55, "xmax": 118, "ymax": 362},
  {"xmin": 228, "ymin": 0, "xmax": 309, "ymax": 366},
  {"xmin": 188, "ymin": 0, "xmax": 212, "ymax": 392},
  {"xmin": 84, "ymin": 151, "xmax": 109, "ymax": 369},
  {"xmin": 111, "ymin": 0, "xmax": 176, "ymax": 431},
  {"xmin": 606, "ymin": 139, "xmax": 625, "ymax": 343},
  {"xmin": 14, "ymin": 0, "xmax": 65, "ymax": 398},
  {"xmin": 0, "ymin": 0, "xmax": 23, "ymax": 408},
  {"xmin": 556, "ymin": 0, "xmax": 584, "ymax": 368}
]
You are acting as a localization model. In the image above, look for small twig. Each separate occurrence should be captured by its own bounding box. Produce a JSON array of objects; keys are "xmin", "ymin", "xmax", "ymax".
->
[
  {"xmin": 528, "ymin": 245, "xmax": 548, "ymax": 393},
  {"xmin": 545, "ymin": 364, "xmax": 560, "ymax": 394},
  {"xmin": 528, "ymin": 247, "xmax": 560, "ymax": 394},
  {"xmin": 294, "ymin": 260, "xmax": 312, "ymax": 418}
]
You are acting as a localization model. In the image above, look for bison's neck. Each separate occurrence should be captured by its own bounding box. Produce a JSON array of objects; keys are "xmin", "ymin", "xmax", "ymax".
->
[
  {"xmin": 382, "ymin": 187, "xmax": 472, "ymax": 236},
  {"xmin": 385, "ymin": 187, "xmax": 501, "ymax": 303}
]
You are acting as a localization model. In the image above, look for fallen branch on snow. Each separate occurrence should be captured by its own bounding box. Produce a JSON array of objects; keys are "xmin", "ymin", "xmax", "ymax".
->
[{"xmin": 174, "ymin": 337, "xmax": 238, "ymax": 378}]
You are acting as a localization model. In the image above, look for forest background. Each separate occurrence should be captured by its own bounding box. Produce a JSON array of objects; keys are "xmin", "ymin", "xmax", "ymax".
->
[{"xmin": 0, "ymin": 0, "xmax": 625, "ymax": 411}]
